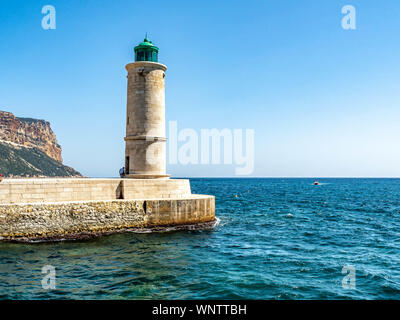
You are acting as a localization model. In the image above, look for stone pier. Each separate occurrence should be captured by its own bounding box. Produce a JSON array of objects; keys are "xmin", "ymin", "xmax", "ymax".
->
[
  {"xmin": 0, "ymin": 37, "xmax": 216, "ymax": 241},
  {"xmin": 0, "ymin": 178, "xmax": 215, "ymax": 241}
]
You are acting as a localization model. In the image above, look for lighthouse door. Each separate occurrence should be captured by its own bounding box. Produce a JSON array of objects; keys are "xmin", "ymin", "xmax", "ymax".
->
[{"xmin": 125, "ymin": 156, "xmax": 130, "ymax": 174}]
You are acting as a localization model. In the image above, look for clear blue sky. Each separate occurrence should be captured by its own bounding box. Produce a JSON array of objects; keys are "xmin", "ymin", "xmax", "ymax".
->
[{"xmin": 1, "ymin": 0, "xmax": 399, "ymax": 177}]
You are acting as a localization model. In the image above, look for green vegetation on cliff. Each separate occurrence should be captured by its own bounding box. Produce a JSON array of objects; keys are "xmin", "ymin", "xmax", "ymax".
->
[{"xmin": 0, "ymin": 141, "xmax": 81, "ymax": 177}]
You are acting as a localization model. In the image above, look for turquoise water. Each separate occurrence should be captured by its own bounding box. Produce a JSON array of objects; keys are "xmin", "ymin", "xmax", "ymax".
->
[{"xmin": 1, "ymin": 178, "xmax": 400, "ymax": 299}]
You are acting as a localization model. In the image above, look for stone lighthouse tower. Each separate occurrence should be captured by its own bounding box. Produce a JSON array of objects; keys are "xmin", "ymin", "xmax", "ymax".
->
[{"xmin": 124, "ymin": 37, "xmax": 169, "ymax": 178}]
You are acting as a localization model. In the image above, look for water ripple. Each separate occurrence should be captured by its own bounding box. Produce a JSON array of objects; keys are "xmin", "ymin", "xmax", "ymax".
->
[{"xmin": 1, "ymin": 178, "xmax": 400, "ymax": 299}]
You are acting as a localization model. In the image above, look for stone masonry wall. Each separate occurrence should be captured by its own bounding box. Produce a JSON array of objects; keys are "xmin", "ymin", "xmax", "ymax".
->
[
  {"xmin": 125, "ymin": 62, "xmax": 167, "ymax": 176},
  {"xmin": 0, "ymin": 178, "xmax": 191, "ymax": 204},
  {"xmin": 0, "ymin": 195, "xmax": 215, "ymax": 240}
]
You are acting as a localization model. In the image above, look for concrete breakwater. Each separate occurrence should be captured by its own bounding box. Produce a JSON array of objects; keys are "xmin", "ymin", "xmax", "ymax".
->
[{"xmin": 0, "ymin": 178, "xmax": 215, "ymax": 241}]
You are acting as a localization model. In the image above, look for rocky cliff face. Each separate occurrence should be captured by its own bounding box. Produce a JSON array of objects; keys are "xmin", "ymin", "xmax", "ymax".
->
[
  {"xmin": 0, "ymin": 110, "xmax": 82, "ymax": 177},
  {"xmin": 0, "ymin": 111, "xmax": 62, "ymax": 162}
]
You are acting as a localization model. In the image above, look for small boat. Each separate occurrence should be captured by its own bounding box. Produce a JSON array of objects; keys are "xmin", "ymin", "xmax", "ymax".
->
[{"xmin": 313, "ymin": 181, "xmax": 320, "ymax": 185}]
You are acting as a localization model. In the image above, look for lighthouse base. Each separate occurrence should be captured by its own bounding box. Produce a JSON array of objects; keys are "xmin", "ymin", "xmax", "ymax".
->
[
  {"xmin": 0, "ymin": 178, "xmax": 215, "ymax": 242},
  {"xmin": 123, "ymin": 173, "xmax": 171, "ymax": 179}
]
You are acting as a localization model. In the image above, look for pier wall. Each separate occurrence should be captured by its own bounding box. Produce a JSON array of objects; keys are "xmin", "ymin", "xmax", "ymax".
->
[
  {"xmin": 0, "ymin": 178, "xmax": 191, "ymax": 204},
  {"xmin": 0, "ymin": 195, "xmax": 215, "ymax": 240},
  {"xmin": 0, "ymin": 178, "xmax": 215, "ymax": 241}
]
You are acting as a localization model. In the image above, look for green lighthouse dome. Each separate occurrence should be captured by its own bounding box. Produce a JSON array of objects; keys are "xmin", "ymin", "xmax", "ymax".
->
[{"xmin": 134, "ymin": 36, "xmax": 159, "ymax": 62}]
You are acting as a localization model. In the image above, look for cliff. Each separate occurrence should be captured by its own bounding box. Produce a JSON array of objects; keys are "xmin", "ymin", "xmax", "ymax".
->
[
  {"xmin": 0, "ymin": 110, "xmax": 82, "ymax": 177},
  {"xmin": 0, "ymin": 111, "xmax": 62, "ymax": 162}
]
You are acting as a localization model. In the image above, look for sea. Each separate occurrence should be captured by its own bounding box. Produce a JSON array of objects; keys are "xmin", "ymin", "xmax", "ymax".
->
[{"xmin": 1, "ymin": 178, "xmax": 400, "ymax": 299}]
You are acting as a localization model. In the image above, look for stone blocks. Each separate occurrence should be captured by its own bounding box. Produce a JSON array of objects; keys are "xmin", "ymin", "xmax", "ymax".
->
[
  {"xmin": 0, "ymin": 178, "xmax": 191, "ymax": 204},
  {"xmin": 125, "ymin": 61, "xmax": 167, "ymax": 177},
  {"xmin": 0, "ymin": 178, "xmax": 215, "ymax": 240},
  {"xmin": 0, "ymin": 195, "xmax": 215, "ymax": 240}
]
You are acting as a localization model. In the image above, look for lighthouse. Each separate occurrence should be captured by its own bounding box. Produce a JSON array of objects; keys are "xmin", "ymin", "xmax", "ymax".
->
[
  {"xmin": 0, "ymin": 36, "xmax": 216, "ymax": 241},
  {"xmin": 124, "ymin": 37, "xmax": 169, "ymax": 178}
]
